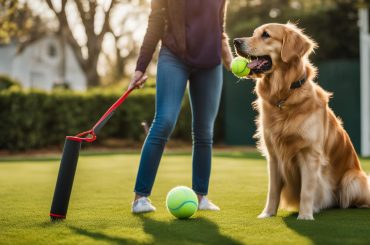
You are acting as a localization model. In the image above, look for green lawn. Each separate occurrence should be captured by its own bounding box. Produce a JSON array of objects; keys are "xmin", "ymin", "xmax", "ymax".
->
[{"xmin": 1, "ymin": 150, "xmax": 370, "ymax": 245}]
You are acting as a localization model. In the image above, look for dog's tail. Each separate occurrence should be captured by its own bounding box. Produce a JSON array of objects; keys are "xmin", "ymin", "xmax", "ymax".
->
[{"xmin": 339, "ymin": 170, "xmax": 370, "ymax": 208}]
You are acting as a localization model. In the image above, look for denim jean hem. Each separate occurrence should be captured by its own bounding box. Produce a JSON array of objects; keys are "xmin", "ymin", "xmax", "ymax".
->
[
  {"xmin": 193, "ymin": 190, "xmax": 208, "ymax": 196},
  {"xmin": 134, "ymin": 191, "xmax": 150, "ymax": 197}
]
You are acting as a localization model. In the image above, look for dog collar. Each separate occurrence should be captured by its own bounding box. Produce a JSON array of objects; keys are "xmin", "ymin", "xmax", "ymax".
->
[{"xmin": 276, "ymin": 74, "xmax": 307, "ymax": 109}]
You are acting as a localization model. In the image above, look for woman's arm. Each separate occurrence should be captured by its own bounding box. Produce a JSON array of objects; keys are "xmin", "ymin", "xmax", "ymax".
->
[
  {"xmin": 220, "ymin": 0, "xmax": 233, "ymax": 71},
  {"xmin": 135, "ymin": 0, "xmax": 166, "ymax": 73}
]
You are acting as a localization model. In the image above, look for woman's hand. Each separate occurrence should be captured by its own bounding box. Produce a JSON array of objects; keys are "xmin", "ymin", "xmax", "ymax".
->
[
  {"xmin": 223, "ymin": 55, "xmax": 233, "ymax": 71},
  {"xmin": 221, "ymin": 35, "xmax": 233, "ymax": 71},
  {"xmin": 128, "ymin": 71, "xmax": 148, "ymax": 90}
]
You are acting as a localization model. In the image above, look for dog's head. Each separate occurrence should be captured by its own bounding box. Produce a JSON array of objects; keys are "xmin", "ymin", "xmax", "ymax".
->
[{"xmin": 233, "ymin": 23, "xmax": 317, "ymax": 77}]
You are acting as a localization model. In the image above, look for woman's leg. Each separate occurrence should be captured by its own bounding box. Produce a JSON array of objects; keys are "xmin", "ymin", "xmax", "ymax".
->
[
  {"xmin": 188, "ymin": 64, "xmax": 223, "ymax": 196},
  {"xmin": 134, "ymin": 48, "xmax": 189, "ymax": 197}
]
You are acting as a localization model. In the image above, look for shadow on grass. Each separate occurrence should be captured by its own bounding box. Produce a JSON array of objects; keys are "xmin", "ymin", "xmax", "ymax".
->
[
  {"xmin": 283, "ymin": 209, "xmax": 370, "ymax": 245},
  {"xmin": 68, "ymin": 215, "xmax": 242, "ymax": 245},
  {"xmin": 138, "ymin": 215, "xmax": 242, "ymax": 245},
  {"xmin": 69, "ymin": 226, "xmax": 141, "ymax": 245}
]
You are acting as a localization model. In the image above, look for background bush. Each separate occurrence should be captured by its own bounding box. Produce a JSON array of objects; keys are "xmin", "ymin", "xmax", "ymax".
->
[
  {"xmin": 0, "ymin": 89, "xmax": 224, "ymax": 151},
  {"xmin": 0, "ymin": 75, "xmax": 21, "ymax": 91}
]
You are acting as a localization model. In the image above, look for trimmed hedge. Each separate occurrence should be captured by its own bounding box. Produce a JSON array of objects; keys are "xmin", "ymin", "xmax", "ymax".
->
[{"xmin": 0, "ymin": 89, "xmax": 224, "ymax": 151}]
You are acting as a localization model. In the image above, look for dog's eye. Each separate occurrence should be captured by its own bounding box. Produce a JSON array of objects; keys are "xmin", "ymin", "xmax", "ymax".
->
[{"xmin": 261, "ymin": 31, "xmax": 270, "ymax": 39}]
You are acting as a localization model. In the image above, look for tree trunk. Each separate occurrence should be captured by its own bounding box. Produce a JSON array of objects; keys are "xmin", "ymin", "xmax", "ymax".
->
[
  {"xmin": 115, "ymin": 47, "xmax": 125, "ymax": 80},
  {"xmin": 86, "ymin": 69, "xmax": 100, "ymax": 87},
  {"xmin": 58, "ymin": 28, "xmax": 66, "ymax": 83},
  {"xmin": 85, "ymin": 58, "xmax": 100, "ymax": 87}
]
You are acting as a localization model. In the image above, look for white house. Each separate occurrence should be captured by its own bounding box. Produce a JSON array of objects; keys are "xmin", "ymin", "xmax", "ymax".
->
[{"xmin": 0, "ymin": 34, "xmax": 86, "ymax": 91}]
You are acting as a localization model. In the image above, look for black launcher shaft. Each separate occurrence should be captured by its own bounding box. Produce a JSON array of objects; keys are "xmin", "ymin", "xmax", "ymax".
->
[{"xmin": 50, "ymin": 138, "xmax": 81, "ymax": 220}]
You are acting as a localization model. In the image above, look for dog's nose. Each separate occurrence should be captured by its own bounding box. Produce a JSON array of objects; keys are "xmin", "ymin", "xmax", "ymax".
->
[{"xmin": 233, "ymin": 38, "xmax": 243, "ymax": 47}]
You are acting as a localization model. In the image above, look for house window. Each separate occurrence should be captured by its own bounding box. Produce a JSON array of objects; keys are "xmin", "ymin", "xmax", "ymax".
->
[{"xmin": 48, "ymin": 43, "xmax": 57, "ymax": 57}]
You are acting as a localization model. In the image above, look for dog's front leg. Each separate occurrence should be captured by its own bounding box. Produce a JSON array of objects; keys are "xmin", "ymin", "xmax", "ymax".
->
[
  {"xmin": 298, "ymin": 152, "xmax": 319, "ymax": 220},
  {"xmin": 258, "ymin": 156, "xmax": 283, "ymax": 218}
]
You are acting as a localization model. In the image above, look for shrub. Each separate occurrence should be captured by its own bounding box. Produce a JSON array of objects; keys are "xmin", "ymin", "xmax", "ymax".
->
[
  {"xmin": 0, "ymin": 89, "xmax": 224, "ymax": 151},
  {"xmin": 0, "ymin": 75, "xmax": 21, "ymax": 90}
]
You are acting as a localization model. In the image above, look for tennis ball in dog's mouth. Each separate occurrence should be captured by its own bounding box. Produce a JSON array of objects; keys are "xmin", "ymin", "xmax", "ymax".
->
[
  {"xmin": 166, "ymin": 186, "xmax": 198, "ymax": 219},
  {"xmin": 231, "ymin": 57, "xmax": 251, "ymax": 77}
]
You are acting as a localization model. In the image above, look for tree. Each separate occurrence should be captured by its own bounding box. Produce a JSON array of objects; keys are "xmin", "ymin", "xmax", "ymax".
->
[
  {"xmin": 0, "ymin": 0, "xmax": 17, "ymax": 42},
  {"xmin": 44, "ymin": 0, "xmax": 117, "ymax": 87},
  {"xmin": 0, "ymin": 0, "xmax": 40, "ymax": 43},
  {"xmin": 43, "ymin": 0, "xmax": 149, "ymax": 87}
]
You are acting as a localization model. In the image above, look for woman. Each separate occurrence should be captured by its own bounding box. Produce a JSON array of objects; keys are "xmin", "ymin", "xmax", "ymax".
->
[{"xmin": 129, "ymin": 0, "xmax": 233, "ymax": 213}]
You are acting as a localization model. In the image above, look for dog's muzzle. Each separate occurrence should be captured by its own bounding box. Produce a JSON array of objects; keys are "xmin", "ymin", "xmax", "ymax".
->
[{"xmin": 233, "ymin": 38, "xmax": 272, "ymax": 74}]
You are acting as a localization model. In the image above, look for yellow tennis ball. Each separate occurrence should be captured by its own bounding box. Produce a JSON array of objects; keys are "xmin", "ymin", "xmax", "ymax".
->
[
  {"xmin": 231, "ymin": 57, "xmax": 250, "ymax": 77},
  {"xmin": 166, "ymin": 186, "xmax": 198, "ymax": 219}
]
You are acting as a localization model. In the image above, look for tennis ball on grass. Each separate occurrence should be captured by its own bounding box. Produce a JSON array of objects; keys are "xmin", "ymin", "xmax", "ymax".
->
[
  {"xmin": 231, "ymin": 57, "xmax": 251, "ymax": 77},
  {"xmin": 166, "ymin": 186, "xmax": 198, "ymax": 219}
]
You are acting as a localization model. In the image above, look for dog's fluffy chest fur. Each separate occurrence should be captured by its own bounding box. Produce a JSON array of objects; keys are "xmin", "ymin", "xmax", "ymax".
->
[{"xmin": 255, "ymin": 80, "xmax": 327, "ymax": 161}]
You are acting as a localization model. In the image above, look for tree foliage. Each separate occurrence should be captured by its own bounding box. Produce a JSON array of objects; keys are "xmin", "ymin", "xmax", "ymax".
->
[{"xmin": 0, "ymin": 0, "xmax": 41, "ymax": 43}]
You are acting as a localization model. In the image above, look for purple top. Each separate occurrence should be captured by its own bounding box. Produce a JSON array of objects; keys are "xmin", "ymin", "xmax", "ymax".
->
[
  {"xmin": 135, "ymin": 0, "xmax": 227, "ymax": 72},
  {"xmin": 183, "ymin": 0, "xmax": 225, "ymax": 68}
]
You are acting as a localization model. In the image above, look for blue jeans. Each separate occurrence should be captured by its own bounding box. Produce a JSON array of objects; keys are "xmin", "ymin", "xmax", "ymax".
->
[{"xmin": 134, "ymin": 47, "xmax": 223, "ymax": 196}]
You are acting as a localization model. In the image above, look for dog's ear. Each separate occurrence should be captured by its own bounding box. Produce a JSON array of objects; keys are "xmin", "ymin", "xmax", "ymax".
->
[{"xmin": 281, "ymin": 28, "xmax": 316, "ymax": 63}]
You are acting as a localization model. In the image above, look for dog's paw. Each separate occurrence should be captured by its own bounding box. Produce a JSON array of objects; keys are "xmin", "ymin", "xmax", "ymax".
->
[
  {"xmin": 297, "ymin": 214, "xmax": 314, "ymax": 220},
  {"xmin": 257, "ymin": 212, "xmax": 275, "ymax": 219}
]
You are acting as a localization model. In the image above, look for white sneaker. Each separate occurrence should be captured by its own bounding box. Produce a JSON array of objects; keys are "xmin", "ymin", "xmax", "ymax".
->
[
  {"xmin": 131, "ymin": 197, "xmax": 156, "ymax": 213},
  {"xmin": 198, "ymin": 197, "xmax": 220, "ymax": 211}
]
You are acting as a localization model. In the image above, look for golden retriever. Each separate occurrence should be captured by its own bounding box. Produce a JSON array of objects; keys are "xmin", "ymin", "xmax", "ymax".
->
[{"xmin": 233, "ymin": 23, "xmax": 370, "ymax": 220}]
